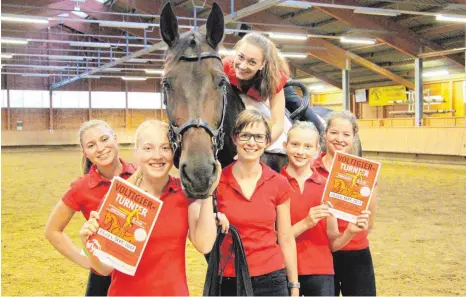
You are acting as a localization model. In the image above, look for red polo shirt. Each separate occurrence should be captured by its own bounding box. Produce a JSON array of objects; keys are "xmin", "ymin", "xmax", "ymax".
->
[
  {"xmin": 217, "ymin": 162, "xmax": 293, "ymax": 277},
  {"xmin": 108, "ymin": 176, "xmax": 194, "ymax": 296},
  {"xmin": 313, "ymin": 153, "xmax": 369, "ymax": 251},
  {"xmin": 61, "ymin": 159, "xmax": 135, "ymax": 220},
  {"xmin": 280, "ymin": 166, "xmax": 334, "ymax": 275},
  {"xmin": 223, "ymin": 55, "xmax": 288, "ymax": 102}
]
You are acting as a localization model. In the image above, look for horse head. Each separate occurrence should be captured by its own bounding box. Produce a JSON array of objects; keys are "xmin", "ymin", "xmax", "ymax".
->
[
  {"xmin": 160, "ymin": 2, "xmax": 226, "ymax": 199},
  {"xmin": 103, "ymin": 212, "xmax": 113, "ymax": 226}
]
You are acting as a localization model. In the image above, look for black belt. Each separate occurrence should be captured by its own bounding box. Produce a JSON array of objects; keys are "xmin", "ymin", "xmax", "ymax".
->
[{"xmin": 203, "ymin": 226, "xmax": 254, "ymax": 296}]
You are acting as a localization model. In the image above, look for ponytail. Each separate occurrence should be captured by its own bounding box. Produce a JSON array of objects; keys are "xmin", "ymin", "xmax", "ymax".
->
[
  {"xmin": 127, "ymin": 167, "xmax": 144, "ymax": 187},
  {"xmin": 81, "ymin": 155, "xmax": 94, "ymax": 175}
]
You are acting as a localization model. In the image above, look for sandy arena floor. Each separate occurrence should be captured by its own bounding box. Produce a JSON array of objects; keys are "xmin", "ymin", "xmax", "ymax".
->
[{"xmin": 1, "ymin": 148, "xmax": 465, "ymax": 295}]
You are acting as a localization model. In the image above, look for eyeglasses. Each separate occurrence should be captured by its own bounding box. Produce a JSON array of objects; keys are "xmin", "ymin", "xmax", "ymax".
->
[{"xmin": 237, "ymin": 132, "xmax": 268, "ymax": 143}]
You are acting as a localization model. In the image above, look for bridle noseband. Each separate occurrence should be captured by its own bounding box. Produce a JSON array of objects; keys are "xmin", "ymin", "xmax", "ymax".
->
[{"xmin": 162, "ymin": 51, "xmax": 228, "ymax": 168}]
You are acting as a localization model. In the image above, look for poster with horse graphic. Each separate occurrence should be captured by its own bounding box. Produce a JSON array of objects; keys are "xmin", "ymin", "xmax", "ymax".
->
[
  {"xmin": 321, "ymin": 152, "xmax": 381, "ymax": 224},
  {"xmin": 85, "ymin": 176, "xmax": 163, "ymax": 276}
]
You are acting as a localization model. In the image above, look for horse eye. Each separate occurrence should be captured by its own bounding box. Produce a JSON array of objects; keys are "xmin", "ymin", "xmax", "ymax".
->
[
  {"xmin": 216, "ymin": 77, "xmax": 227, "ymax": 88},
  {"xmin": 162, "ymin": 78, "xmax": 171, "ymax": 90}
]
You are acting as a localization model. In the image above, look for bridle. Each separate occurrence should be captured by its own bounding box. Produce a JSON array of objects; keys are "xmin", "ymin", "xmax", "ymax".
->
[{"xmin": 162, "ymin": 51, "xmax": 228, "ymax": 168}]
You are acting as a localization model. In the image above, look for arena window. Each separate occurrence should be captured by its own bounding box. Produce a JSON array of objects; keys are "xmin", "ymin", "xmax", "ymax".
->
[
  {"xmin": 1, "ymin": 90, "xmax": 7, "ymax": 107},
  {"xmin": 9, "ymin": 90, "xmax": 50, "ymax": 108},
  {"xmin": 91, "ymin": 91, "xmax": 125, "ymax": 109},
  {"xmin": 52, "ymin": 91, "xmax": 89, "ymax": 108},
  {"xmin": 127, "ymin": 92, "xmax": 164, "ymax": 109}
]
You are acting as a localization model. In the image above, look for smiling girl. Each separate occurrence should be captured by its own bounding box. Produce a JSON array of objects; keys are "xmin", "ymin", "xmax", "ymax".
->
[
  {"xmin": 313, "ymin": 111, "xmax": 378, "ymax": 296},
  {"xmin": 281, "ymin": 121, "xmax": 371, "ymax": 296},
  {"xmin": 79, "ymin": 119, "xmax": 218, "ymax": 296},
  {"xmin": 45, "ymin": 120, "xmax": 135, "ymax": 296},
  {"xmin": 223, "ymin": 32, "xmax": 289, "ymax": 150}
]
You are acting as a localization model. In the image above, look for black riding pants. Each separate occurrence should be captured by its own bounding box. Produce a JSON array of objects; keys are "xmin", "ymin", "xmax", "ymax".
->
[
  {"xmin": 220, "ymin": 268, "xmax": 289, "ymax": 296},
  {"xmin": 84, "ymin": 271, "xmax": 111, "ymax": 296},
  {"xmin": 284, "ymin": 86, "xmax": 325, "ymax": 133},
  {"xmin": 333, "ymin": 247, "xmax": 377, "ymax": 296},
  {"xmin": 299, "ymin": 274, "xmax": 335, "ymax": 296}
]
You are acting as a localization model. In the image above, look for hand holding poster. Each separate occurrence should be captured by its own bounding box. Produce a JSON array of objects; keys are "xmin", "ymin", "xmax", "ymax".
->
[
  {"xmin": 85, "ymin": 176, "xmax": 163, "ymax": 276},
  {"xmin": 321, "ymin": 152, "xmax": 381, "ymax": 223}
]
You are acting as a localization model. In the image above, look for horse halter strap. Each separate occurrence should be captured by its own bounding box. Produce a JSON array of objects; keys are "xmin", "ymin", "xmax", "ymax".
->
[{"xmin": 162, "ymin": 51, "xmax": 227, "ymax": 168}]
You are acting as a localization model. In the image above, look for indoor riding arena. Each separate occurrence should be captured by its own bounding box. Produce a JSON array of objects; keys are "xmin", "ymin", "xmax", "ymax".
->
[{"xmin": 1, "ymin": 0, "xmax": 465, "ymax": 296}]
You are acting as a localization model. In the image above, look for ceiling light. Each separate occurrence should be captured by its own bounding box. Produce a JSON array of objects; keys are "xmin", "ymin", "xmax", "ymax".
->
[
  {"xmin": 436, "ymin": 14, "xmax": 466, "ymax": 23},
  {"xmin": 22, "ymin": 73, "xmax": 50, "ymax": 77},
  {"xmin": 1, "ymin": 54, "xmax": 13, "ymax": 59},
  {"xmin": 83, "ymin": 75, "xmax": 101, "ymax": 79},
  {"xmin": 57, "ymin": 13, "xmax": 69, "ymax": 17},
  {"xmin": 269, "ymin": 32, "xmax": 308, "ymax": 41},
  {"xmin": 308, "ymin": 84, "xmax": 324, "ymax": 90},
  {"xmin": 1, "ymin": 14, "xmax": 49, "ymax": 24},
  {"xmin": 31, "ymin": 65, "xmax": 66, "ymax": 70},
  {"xmin": 128, "ymin": 58, "xmax": 148, "ymax": 63},
  {"xmin": 353, "ymin": 8, "xmax": 400, "ymax": 17},
  {"xmin": 69, "ymin": 41, "xmax": 111, "ymax": 48},
  {"xmin": 102, "ymin": 68, "xmax": 121, "ymax": 72},
  {"xmin": 423, "ymin": 69, "xmax": 449, "ymax": 77},
  {"xmin": 219, "ymin": 49, "xmax": 235, "ymax": 56},
  {"xmin": 71, "ymin": 11, "xmax": 89, "ymax": 18},
  {"xmin": 340, "ymin": 36, "xmax": 376, "ymax": 45},
  {"xmin": 144, "ymin": 69, "xmax": 164, "ymax": 74},
  {"xmin": 281, "ymin": 53, "xmax": 307, "ymax": 59},
  {"xmin": 276, "ymin": 1, "xmax": 312, "ymax": 9},
  {"xmin": 1, "ymin": 38, "xmax": 28, "ymax": 45},
  {"xmin": 48, "ymin": 55, "xmax": 86, "ymax": 60},
  {"xmin": 100, "ymin": 21, "xmax": 149, "ymax": 29},
  {"xmin": 122, "ymin": 76, "xmax": 147, "ymax": 81}
]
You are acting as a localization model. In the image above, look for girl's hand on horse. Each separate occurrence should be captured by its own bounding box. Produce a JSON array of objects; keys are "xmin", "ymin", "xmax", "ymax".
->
[
  {"xmin": 215, "ymin": 212, "xmax": 230, "ymax": 234},
  {"xmin": 79, "ymin": 211, "xmax": 100, "ymax": 244},
  {"xmin": 348, "ymin": 210, "xmax": 371, "ymax": 234},
  {"xmin": 306, "ymin": 203, "xmax": 332, "ymax": 228}
]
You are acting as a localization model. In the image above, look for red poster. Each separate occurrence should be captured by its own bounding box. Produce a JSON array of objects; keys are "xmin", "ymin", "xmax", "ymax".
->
[
  {"xmin": 85, "ymin": 176, "xmax": 163, "ymax": 276},
  {"xmin": 321, "ymin": 151, "xmax": 381, "ymax": 223}
]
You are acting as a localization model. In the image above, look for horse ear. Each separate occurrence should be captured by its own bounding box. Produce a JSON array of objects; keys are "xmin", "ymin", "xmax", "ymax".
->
[
  {"xmin": 160, "ymin": 2, "xmax": 179, "ymax": 48},
  {"xmin": 206, "ymin": 2, "xmax": 224, "ymax": 49}
]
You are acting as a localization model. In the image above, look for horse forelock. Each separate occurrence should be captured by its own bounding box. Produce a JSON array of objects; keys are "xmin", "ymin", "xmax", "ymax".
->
[{"xmin": 164, "ymin": 32, "xmax": 202, "ymax": 68}]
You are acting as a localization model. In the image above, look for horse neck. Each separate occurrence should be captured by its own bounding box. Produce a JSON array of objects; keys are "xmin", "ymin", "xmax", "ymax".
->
[{"xmin": 217, "ymin": 85, "xmax": 245, "ymax": 168}]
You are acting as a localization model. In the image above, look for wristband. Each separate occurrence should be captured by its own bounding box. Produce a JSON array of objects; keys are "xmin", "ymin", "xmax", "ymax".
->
[{"xmin": 287, "ymin": 282, "xmax": 300, "ymax": 289}]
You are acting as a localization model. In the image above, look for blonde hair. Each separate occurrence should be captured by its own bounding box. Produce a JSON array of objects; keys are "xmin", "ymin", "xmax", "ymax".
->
[
  {"xmin": 235, "ymin": 32, "xmax": 290, "ymax": 99},
  {"xmin": 127, "ymin": 119, "xmax": 170, "ymax": 186},
  {"xmin": 324, "ymin": 110, "xmax": 359, "ymax": 136},
  {"xmin": 78, "ymin": 120, "xmax": 115, "ymax": 175},
  {"xmin": 232, "ymin": 109, "xmax": 271, "ymax": 141},
  {"xmin": 287, "ymin": 120, "xmax": 320, "ymax": 146}
]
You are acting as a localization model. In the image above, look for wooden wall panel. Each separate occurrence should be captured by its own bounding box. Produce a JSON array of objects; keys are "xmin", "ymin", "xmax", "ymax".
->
[
  {"xmin": 9, "ymin": 108, "xmax": 49, "ymax": 130},
  {"xmin": 128, "ymin": 109, "xmax": 160, "ymax": 129},
  {"xmin": 54, "ymin": 109, "xmax": 88, "ymax": 130},
  {"xmin": 2, "ymin": 128, "xmax": 135, "ymax": 146},
  {"xmin": 359, "ymin": 127, "xmax": 466, "ymax": 156},
  {"xmin": 91, "ymin": 109, "xmax": 125, "ymax": 128},
  {"xmin": 1, "ymin": 109, "xmax": 8, "ymax": 130},
  {"xmin": 452, "ymin": 81, "xmax": 465, "ymax": 117}
]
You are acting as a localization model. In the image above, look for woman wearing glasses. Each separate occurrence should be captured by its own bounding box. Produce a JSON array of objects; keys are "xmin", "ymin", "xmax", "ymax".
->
[{"xmin": 215, "ymin": 109, "xmax": 299, "ymax": 296}]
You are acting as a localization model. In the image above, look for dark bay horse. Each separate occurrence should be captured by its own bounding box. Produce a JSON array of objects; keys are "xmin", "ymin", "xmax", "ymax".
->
[
  {"xmin": 160, "ymin": 2, "xmax": 227, "ymax": 199},
  {"xmin": 160, "ymin": 2, "xmax": 361, "ymax": 198}
]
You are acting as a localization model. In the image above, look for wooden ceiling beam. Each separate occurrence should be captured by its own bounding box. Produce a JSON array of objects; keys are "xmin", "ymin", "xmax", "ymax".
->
[
  {"xmin": 213, "ymin": 1, "xmax": 416, "ymax": 89},
  {"xmin": 305, "ymin": 0, "xmax": 464, "ymax": 68}
]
